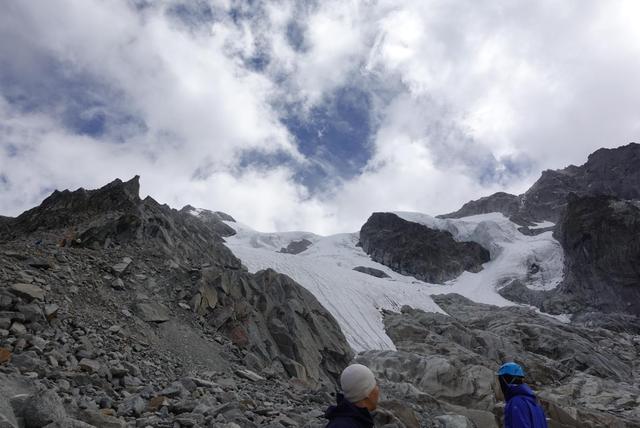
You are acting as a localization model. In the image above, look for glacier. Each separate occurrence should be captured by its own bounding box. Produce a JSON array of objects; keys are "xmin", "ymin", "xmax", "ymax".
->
[{"xmin": 221, "ymin": 212, "xmax": 564, "ymax": 352}]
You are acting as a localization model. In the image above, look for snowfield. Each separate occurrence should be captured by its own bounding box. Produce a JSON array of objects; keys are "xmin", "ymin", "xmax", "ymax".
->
[{"xmin": 220, "ymin": 212, "xmax": 564, "ymax": 352}]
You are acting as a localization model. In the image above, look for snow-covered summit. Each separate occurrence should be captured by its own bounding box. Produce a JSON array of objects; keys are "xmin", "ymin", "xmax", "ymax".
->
[{"xmin": 222, "ymin": 212, "xmax": 564, "ymax": 352}]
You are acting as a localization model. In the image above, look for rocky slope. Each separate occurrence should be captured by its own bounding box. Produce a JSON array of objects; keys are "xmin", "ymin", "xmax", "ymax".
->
[
  {"xmin": 356, "ymin": 294, "xmax": 640, "ymax": 428},
  {"xmin": 0, "ymin": 177, "xmax": 353, "ymax": 427},
  {"xmin": 441, "ymin": 142, "xmax": 640, "ymax": 225},
  {"xmin": 359, "ymin": 213, "xmax": 490, "ymax": 284}
]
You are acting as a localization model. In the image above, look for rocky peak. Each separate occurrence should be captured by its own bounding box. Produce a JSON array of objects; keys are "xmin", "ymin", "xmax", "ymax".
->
[
  {"xmin": 179, "ymin": 205, "xmax": 237, "ymax": 237},
  {"xmin": 359, "ymin": 212, "xmax": 490, "ymax": 283},
  {"xmin": 3, "ymin": 176, "xmax": 143, "ymax": 239},
  {"xmin": 442, "ymin": 142, "xmax": 640, "ymax": 225}
]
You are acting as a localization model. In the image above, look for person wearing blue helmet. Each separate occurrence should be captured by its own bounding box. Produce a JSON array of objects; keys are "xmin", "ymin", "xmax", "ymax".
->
[{"xmin": 497, "ymin": 362, "xmax": 548, "ymax": 428}]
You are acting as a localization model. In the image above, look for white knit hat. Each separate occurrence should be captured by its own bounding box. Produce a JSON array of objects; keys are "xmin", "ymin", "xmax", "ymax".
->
[{"xmin": 340, "ymin": 364, "xmax": 377, "ymax": 403}]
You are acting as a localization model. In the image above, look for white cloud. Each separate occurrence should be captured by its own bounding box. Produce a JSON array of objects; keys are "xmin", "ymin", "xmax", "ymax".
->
[{"xmin": 2, "ymin": 0, "xmax": 640, "ymax": 235}]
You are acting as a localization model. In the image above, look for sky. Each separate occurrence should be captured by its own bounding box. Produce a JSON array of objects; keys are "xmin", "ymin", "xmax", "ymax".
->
[{"xmin": 1, "ymin": 0, "xmax": 639, "ymax": 234}]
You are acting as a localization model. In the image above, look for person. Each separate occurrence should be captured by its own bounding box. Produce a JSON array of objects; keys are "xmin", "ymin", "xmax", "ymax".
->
[
  {"xmin": 497, "ymin": 362, "xmax": 548, "ymax": 428},
  {"xmin": 325, "ymin": 364, "xmax": 380, "ymax": 428}
]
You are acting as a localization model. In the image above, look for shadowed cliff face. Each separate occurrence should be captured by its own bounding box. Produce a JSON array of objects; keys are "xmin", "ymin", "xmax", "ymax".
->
[
  {"xmin": 441, "ymin": 142, "xmax": 640, "ymax": 225},
  {"xmin": 552, "ymin": 194, "xmax": 640, "ymax": 315},
  {"xmin": 499, "ymin": 194, "xmax": 640, "ymax": 319},
  {"xmin": 359, "ymin": 212, "xmax": 490, "ymax": 284}
]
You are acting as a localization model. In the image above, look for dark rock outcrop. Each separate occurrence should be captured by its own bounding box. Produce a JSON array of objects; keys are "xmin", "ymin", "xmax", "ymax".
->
[
  {"xmin": 190, "ymin": 267, "xmax": 353, "ymax": 382},
  {"xmin": 440, "ymin": 192, "xmax": 522, "ymax": 221},
  {"xmin": 0, "ymin": 176, "xmax": 239, "ymax": 268},
  {"xmin": 441, "ymin": 142, "xmax": 640, "ymax": 224},
  {"xmin": 278, "ymin": 239, "xmax": 313, "ymax": 254},
  {"xmin": 359, "ymin": 213, "xmax": 490, "ymax": 283},
  {"xmin": 550, "ymin": 194, "xmax": 640, "ymax": 315},
  {"xmin": 179, "ymin": 205, "xmax": 237, "ymax": 237},
  {"xmin": 353, "ymin": 266, "xmax": 391, "ymax": 278}
]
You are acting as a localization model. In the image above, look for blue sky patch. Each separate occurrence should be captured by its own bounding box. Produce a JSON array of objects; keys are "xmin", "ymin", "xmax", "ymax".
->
[
  {"xmin": 0, "ymin": 51, "xmax": 147, "ymax": 141},
  {"xmin": 281, "ymin": 85, "xmax": 376, "ymax": 189}
]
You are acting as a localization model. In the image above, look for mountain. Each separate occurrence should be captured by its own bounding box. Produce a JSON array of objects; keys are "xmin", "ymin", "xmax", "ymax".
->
[
  {"xmin": 0, "ymin": 177, "xmax": 352, "ymax": 427},
  {"xmin": 441, "ymin": 142, "xmax": 640, "ymax": 225},
  {"xmin": 219, "ymin": 142, "xmax": 640, "ymax": 427},
  {"xmin": 1, "ymin": 142, "xmax": 639, "ymax": 427}
]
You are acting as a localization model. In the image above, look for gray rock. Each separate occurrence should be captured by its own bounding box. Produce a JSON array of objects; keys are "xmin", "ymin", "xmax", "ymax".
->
[
  {"xmin": 43, "ymin": 304, "xmax": 59, "ymax": 321},
  {"xmin": 134, "ymin": 302, "xmax": 170, "ymax": 323},
  {"xmin": 361, "ymin": 293, "xmax": 640, "ymax": 427},
  {"xmin": 79, "ymin": 358, "xmax": 101, "ymax": 373},
  {"xmin": 433, "ymin": 415, "xmax": 476, "ymax": 428},
  {"xmin": 11, "ymin": 390, "xmax": 67, "ymax": 428},
  {"xmin": 116, "ymin": 395, "xmax": 146, "ymax": 417},
  {"xmin": 359, "ymin": 213, "xmax": 490, "ymax": 284},
  {"xmin": 42, "ymin": 418, "xmax": 95, "ymax": 428},
  {"xmin": 9, "ymin": 322, "xmax": 26, "ymax": 336},
  {"xmin": 9, "ymin": 284, "xmax": 45, "ymax": 301},
  {"xmin": 75, "ymin": 410, "xmax": 125, "ymax": 428},
  {"xmin": 157, "ymin": 382, "xmax": 189, "ymax": 398},
  {"xmin": 235, "ymin": 369, "xmax": 265, "ymax": 382},
  {"xmin": 278, "ymin": 239, "xmax": 313, "ymax": 255},
  {"xmin": 111, "ymin": 258, "xmax": 132, "ymax": 276},
  {"xmin": 16, "ymin": 304, "xmax": 42, "ymax": 323},
  {"xmin": 352, "ymin": 266, "xmax": 390, "ymax": 279},
  {"xmin": 110, "ymin": 278, "xmax": 125, "ymax": 290}
]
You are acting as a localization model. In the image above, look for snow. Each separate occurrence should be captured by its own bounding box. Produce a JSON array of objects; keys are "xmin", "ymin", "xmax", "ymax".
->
[
  {"xmin": 393, "ymin": 212, "xmax": 564, "ymax": 292},
  {"xmin": 185, "ymin": 206, "xmax": 205, "ymax": 217},
  {"xmin": 221, "ymin": 212, "xmax": 565, "ymax": 352},
  {"xmin": 530, "ymin": 220, "xmax": 555, "ymax": 229}
]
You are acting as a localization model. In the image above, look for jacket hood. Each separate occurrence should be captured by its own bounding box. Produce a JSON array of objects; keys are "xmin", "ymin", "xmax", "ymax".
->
[
  {"xmin": 504, "ymin": 383, "xmax": 537, "ymax": 401},
  {"xmin": 325, "ymin": 393, "xmax": 374, "ymax": 426}
]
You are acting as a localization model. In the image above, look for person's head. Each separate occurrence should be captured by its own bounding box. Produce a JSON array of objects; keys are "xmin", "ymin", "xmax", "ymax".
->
[
  {"xmin": 496, "ymin": 362, "xmax": 525, "ymax": 398},
  {"xmin": 340, "ymin": 364, "xmax": 380, "ymax": 411}
]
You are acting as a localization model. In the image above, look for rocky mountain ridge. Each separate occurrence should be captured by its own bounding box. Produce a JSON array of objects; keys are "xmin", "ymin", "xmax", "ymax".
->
[
  {"xmin": 0, "ymin": 177, "xmax": 353, "ymax": 428},
  {"xmin": 440, "ymin": 142, "xmax": 640, "ymax": 225}
]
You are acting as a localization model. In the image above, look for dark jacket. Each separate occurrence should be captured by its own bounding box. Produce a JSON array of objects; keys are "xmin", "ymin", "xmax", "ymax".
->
[
  {"xmin": 504, "ymin": 383, "xmax": 549, "ymax": 428},
  {"xmin": 325, "ymin": 394, "xmax": 374, "ymax": 428}
]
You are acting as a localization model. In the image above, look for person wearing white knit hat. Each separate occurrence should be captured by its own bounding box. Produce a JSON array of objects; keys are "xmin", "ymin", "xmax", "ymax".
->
[{"xmin": 324, "ymin": 364, "xmax": 379, "ymax": 428}]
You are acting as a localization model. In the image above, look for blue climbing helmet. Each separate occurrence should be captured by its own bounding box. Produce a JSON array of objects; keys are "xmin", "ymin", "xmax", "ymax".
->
[{"xmin": 497, "ymin": 362, "xmax": 525, "ymax": 378}]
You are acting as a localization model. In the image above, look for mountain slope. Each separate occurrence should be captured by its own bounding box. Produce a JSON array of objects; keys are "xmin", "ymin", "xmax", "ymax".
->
[{"xmin": 0, "ymin": 177, "xmax": 354, "ymax": 427}]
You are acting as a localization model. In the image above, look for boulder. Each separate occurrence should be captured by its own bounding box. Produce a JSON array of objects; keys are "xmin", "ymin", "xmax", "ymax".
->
[
  {"xmin": 134, "ymin": 302, "xmax": 170, "ymax": 323},
  {"xmin": 9, "ymin": 284, "xmax": 45, "ymax": 301},
  {"xmin": 11, "ymin": 390, "xmax": 67, "ymax": 428}
]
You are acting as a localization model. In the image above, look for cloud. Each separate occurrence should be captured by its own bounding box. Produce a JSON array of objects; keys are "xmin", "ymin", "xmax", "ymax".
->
[{"xmin": 2, "ymin": 0, "xmax": 640, "ymax": 234}]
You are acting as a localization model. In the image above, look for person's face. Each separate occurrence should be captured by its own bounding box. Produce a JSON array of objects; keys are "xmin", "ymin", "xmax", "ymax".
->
[{"xmin": 367, "ymin": 384, "xmax": 380, "ymax": 410}]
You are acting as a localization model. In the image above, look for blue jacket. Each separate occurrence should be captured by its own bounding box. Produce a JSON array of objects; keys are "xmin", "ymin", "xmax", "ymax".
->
[
  {"xmin": 504, "ymin": 384, "xmax": 549, "ymax": 428},
  {"xmin": 325, "ymin": 394, "xmax": 374, "ymax": 428}
]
